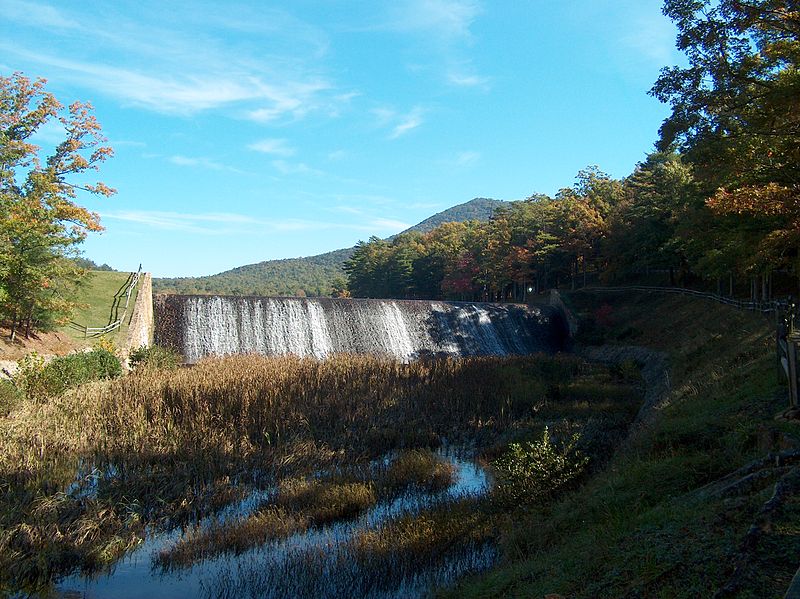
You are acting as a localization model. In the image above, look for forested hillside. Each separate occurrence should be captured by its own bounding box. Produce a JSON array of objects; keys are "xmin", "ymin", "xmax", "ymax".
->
[{"xmin": 154, "ymin": 198, "xmax": 504, "ymax": 297}]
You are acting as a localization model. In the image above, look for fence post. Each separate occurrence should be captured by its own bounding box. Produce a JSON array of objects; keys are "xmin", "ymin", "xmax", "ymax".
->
[
  {"xmin": 789, "ymin": 332, "xmax": 799, "ymax": 409},
  {"xmin": 778, "ymin": 310, "xmax": 786, "ymax": 384}
]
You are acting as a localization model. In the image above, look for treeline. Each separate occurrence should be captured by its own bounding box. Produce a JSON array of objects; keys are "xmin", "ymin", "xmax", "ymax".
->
[
  {"xmin": 346, "ymin": 1, "xmax": 800, "ymax": 302},
  {"xmin": 345, "ymin": 152, "xmax": 793, "ymax": 302}
]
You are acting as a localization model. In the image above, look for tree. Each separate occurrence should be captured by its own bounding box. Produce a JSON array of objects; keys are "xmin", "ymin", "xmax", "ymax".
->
[
  {"xmin": 0, "ymin": 73, "xmax": 114, "ymax": 340},
  {"xmin": 605, "ymin": 152, "xmax": 697, "ymax": 284},
  {"xmin": 651, "ymin": 1, "xmax": 800, "ymax": 290}
]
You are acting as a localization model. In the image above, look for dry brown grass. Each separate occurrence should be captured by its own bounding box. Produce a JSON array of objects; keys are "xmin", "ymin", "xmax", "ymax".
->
[
  {"xmin": 0, "ymin": 352, "xmax": 638, "ymax": 592},
  {"xmin": 382, "ymin": 449, "xmax": 456, "ymax": 493}
]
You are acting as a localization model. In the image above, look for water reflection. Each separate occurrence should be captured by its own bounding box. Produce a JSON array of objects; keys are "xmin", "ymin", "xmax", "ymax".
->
[{"xmin": 55, "ymin": 449, "xmax": 493, "ymax": 599}]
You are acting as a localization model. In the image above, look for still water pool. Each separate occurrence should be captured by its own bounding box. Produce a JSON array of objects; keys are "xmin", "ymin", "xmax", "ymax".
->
[{"xmin": 55, "ymin": 449, "xmax": 493, "ymax": 599}]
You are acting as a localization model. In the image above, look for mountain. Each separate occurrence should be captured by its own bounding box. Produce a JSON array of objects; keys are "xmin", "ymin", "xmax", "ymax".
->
[{"xmin": 153, "ymin": 198, "xmax": 506, "ymax": 297}]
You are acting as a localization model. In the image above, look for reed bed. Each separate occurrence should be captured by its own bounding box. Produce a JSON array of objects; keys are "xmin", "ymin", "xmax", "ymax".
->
[
  {"xmin": 202, "ymin": 499, "xmax": 496, "ymax": 599},
  {"xmin": 0, "ymin": 353, "xmax": 639, "ymax": 593},
  {"xmin": 157, "ymin": 448, "xmax": 459, "ymax": 568}
]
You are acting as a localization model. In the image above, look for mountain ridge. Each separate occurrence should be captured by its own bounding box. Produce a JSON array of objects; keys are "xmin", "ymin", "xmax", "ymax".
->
[{"xmin": 153, "ymin": 197, "xmax": 505, "ymax": 297}]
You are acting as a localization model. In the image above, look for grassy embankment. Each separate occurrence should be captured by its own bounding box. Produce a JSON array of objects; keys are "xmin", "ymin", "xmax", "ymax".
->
[
  {"xmin": 449, "ymin": 290, "xmax": 799, "ymax": 598},
  {"xmin": 1, "ymin": 270, "xmax": 138, "ymax": 364},
  {"xmin": 57, "ymin": 270, "xmax": 139, "ymax": 346},
  {"xmin": 0, "ymin": 353, "xmax": 640, "ymax": 595}
]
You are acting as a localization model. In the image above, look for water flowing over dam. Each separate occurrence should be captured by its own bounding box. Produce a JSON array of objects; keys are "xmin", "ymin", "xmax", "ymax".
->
[{"xmin": 154, "ymin": 295, "xmax": 565, "ymax": 363}]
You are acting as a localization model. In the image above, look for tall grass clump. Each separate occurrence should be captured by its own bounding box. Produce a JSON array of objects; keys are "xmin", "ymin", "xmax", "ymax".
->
[{"xmin": 382, "ymin": 449, "xmax": 456, "ymax": 494}]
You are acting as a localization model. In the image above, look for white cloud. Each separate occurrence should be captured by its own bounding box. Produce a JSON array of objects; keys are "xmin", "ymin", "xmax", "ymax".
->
[
  {"xmin": 271, "ymin": 160, "xmax": 323, "ymax": 176},
  {"xmin": 455, "ymin": 150, "xmax": 480, "ymax": 166},
  {"xmin": 447, "ymin": 71, "xmax": 489, "ymax": 88},
  {"xmin": 388, "ymin": 0, "xmax": 481, "ymax": 39},
  {"xmin": 334, "ymin": 206, "xmax": 364, "ymax": 215},
  {"xmin": 0, "ymin": 3, "xmax": 338, "ymax": 120},
  {"xmin": 0, "ymin": 0, "xmax": 80, "ymax": 31},
  {"xmin": 101, "ymin": 209, "xmax": 410, "ymax": 235},
  {"xmin": 388, "ymin": 106, "xmax": 425, "ymax": 139},
  {"xmin": 169, "ymin": 155, "xmax": 243, "ymax": 173},
  {"xmin": 109, "ymin": 139, "xmax": 147, "ymax": 148},
  {"xmin": 29, "ymin": 118, "xmax": 68, "ymax": 146},
  {"xmin": 247, "ymin": 138, "xmax": 296, "ymax": 156},
  {"xmin": 380, "ymin": 1, "xmax": 487, "ymax": 88},
  {"xmin": 100, "ymin": 210, "xmax": 258, "ymax": 234}
]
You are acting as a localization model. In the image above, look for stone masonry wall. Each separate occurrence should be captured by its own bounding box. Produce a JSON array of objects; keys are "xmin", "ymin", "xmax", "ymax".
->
[{"xmin": 124, "ymin": 273, "xmax": 153, "ymax": 355}]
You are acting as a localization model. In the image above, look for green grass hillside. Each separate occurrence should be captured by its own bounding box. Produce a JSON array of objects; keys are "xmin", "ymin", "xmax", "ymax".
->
[
  {"xmin": 59, "ymin": 270, "xmax": 139, "ymax": 345},
  {"xmin": 448, "ymin": 290, "xmax": 799, "ymax": 598}
]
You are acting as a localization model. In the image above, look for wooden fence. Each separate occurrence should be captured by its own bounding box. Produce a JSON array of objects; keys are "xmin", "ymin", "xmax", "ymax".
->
[
  {"xmin": 80, "ymin": 266, "xmax": 143, "ymax": 338},
  {"xmin": 777, "ymin": 301, "xmax": 800, "ymax": 409}
]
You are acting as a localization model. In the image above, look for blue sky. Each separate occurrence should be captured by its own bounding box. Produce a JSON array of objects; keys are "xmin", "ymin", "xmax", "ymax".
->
[{"xmin": 1, "ymin": 0, "xmax": 681, "ymax": 277}]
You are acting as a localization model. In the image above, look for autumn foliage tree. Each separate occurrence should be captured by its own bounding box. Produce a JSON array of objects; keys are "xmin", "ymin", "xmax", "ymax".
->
[
  {"xmin": 652, "ymin": 0, "xmax": 800, "ymax": 292},
  {"xmin": 0, "ymin": 73, "xmax": 114, "ymax": 340}
]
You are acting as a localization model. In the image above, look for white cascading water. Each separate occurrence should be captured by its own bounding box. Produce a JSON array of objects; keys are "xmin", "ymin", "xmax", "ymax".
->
[{"xmin": 161, "ymin": 296, "xmax": 561, "ymax": 363}]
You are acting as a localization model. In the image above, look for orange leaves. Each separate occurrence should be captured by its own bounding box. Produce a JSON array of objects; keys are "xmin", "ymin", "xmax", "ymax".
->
[
  {"xmin": 706, "ymin": 183, "xmax": 799, "ymax": 217},
  {"xmin": 85, "ymin": 182, "xmax": 116, "ymax": 197}
]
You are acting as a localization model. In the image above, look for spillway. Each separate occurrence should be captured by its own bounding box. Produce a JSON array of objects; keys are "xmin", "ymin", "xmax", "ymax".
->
[{"xmin": 154, "ymin": 295, "xmax": 565, "ymax": 363}]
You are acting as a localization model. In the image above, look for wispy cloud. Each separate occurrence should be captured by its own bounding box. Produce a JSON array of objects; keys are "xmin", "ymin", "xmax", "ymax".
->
[
  {"xmin": 247, "ymin": 138, "xmax": 296, "ymax": 156},
  {"xmin": 101, "ymin": 210, "xmax": 259, "ymax": 235},
  {"xmin": 387, "ymin": 0, "xmax": 481, "ymax": 40},
  {"xmin": 169, "ymin": 155, "xmax": 243, "ymax": 173},
  {"xmin": 446, "ymin": 71, "xmax": 489, "ymax": 88},
  {"xmin": 389, "ymin": 1, "xmax": 487, "ymax": 89},
  {"xmin": 327, "ymin": 149, "xmax": 348, "ymax": 161},
  {"xmin": 386, "ymin": 106, "xmax": 425, "ymax": 139},
  {"xmin": 0, "ymin": 0, "xmax": 80, "ymax": 31},
  {"xmin": 454, "ymin": 150, "xmax": 480, "ymax": 166},
  {"xmin": 0, "ymin": 1, "xmax": 339, "ymax": 120},
  {"xmin": 29, "ymin": 118, "xmax": 68, "ymax": 146},
  {"xmin": 101, "ymin": 210, "xmax": 410, "ymax": 235},
  {"xmin": 109, "ymin": 139, "xmax": 147, "ymax": 148},
  {"xmin": 271, "ymin": 160, "xmax": 324, "ymax": 176}
]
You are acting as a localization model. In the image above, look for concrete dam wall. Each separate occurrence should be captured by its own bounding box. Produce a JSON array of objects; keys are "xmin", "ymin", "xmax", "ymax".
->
[{"xmin": 154, "ymin": 295, "xmax": 566, "ymax": 363}]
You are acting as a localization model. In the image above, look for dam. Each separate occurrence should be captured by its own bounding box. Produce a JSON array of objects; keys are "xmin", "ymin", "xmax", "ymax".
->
[{"xmin": 154, "ymin": 295, "xmax": 566, "ymax": 363}]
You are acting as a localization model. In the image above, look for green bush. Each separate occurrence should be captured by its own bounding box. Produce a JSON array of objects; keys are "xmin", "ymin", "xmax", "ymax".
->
[
  {"xmin": 492, "ymin": 426, "xmax": 589, "ymax": 507},
  {"xmin": 0, "ymin": 380, "xmax": 23, "ymax": 416},
  {"xmin": 15, "ymin": 349, "xmax": 122, "ymax": 400},
  {"xmin": 127, "ymin": 345, "xmax": 182, "ymax": 371}
]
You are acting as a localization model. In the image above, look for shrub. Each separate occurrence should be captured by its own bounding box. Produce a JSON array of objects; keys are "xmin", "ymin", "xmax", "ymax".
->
[
  {"xmin": 128, "ymin": 345, "xmax": 182, "ymax": 371},
  {"xmin": 492, "ymin": 426, "xmax": 589, "ymax": 507},
  {"xmin": 0, "ymin": 380, "xmax": 23, "ymax": 416},
  {"xmin": 13, "ymin": 352, "xmax": 48, "ymax": 400},
  {"xmin": 15, "ymin": 349, "xmax": 122, "ymax": 400}
]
